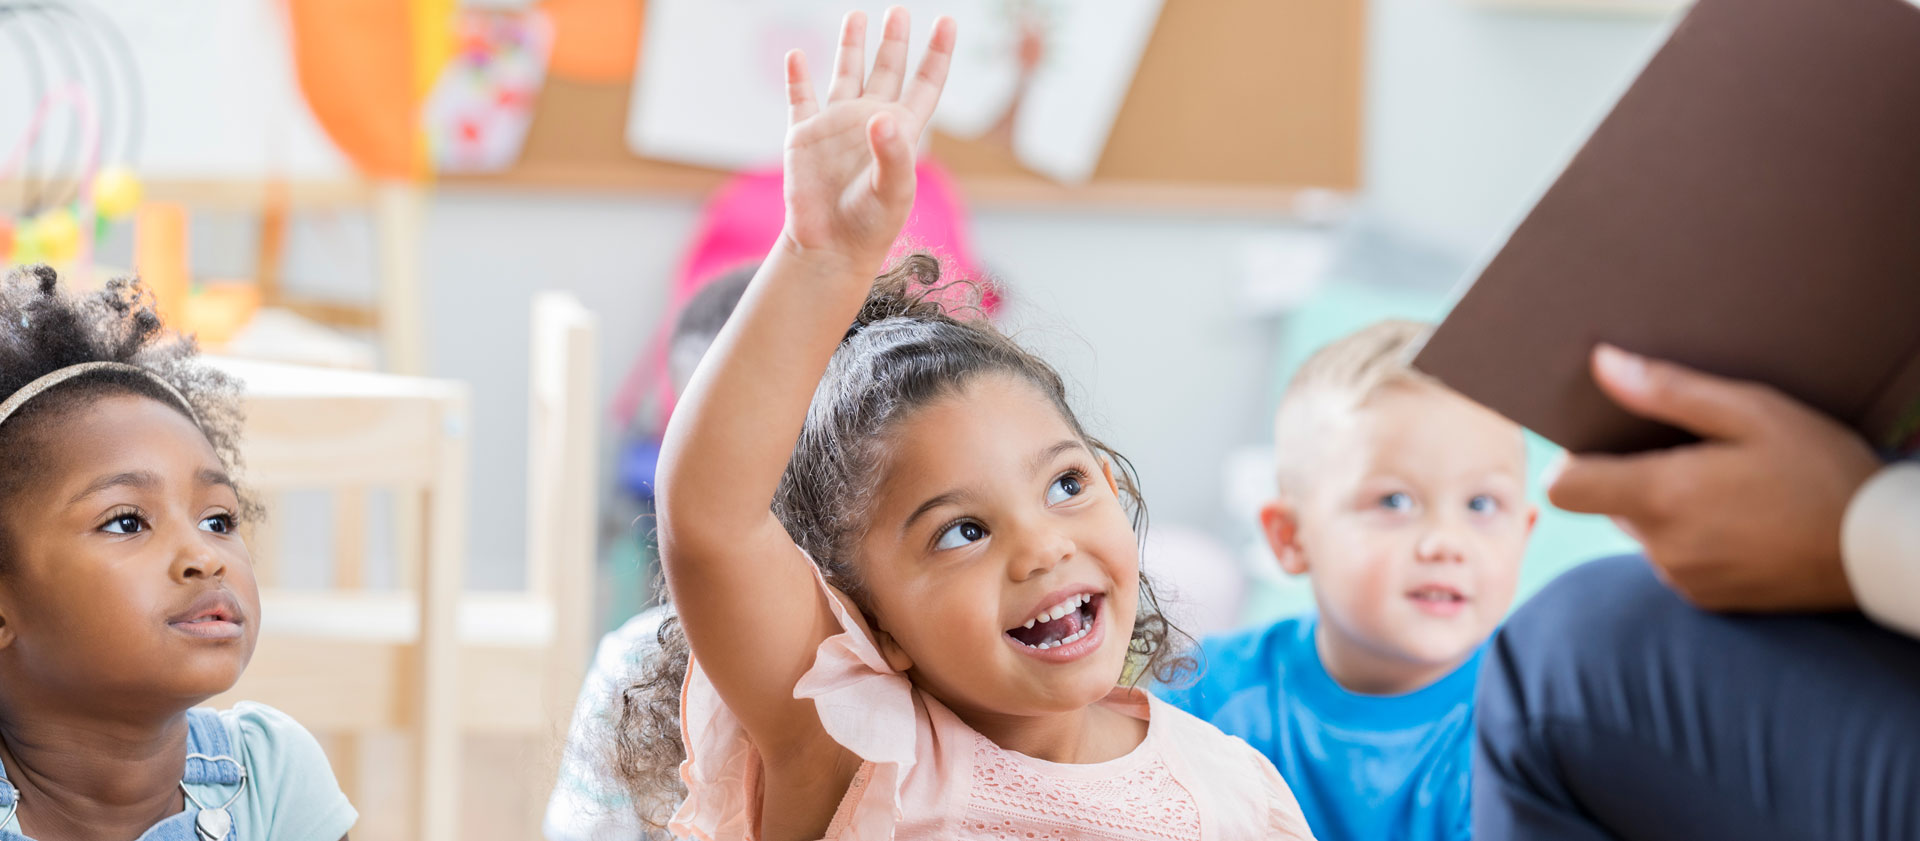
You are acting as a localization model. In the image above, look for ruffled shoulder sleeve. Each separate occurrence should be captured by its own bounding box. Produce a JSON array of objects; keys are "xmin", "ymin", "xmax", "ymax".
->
[
  {"xmin": 1142, "ymin": 693, "xmax": 1317, "ymax": 840},
  {"xmin": 670, "ymin": 555, "xmax": 931, "ymax": 840}
]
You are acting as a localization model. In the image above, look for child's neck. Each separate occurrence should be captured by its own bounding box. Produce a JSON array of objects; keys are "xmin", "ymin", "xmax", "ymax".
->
[
  {"xmin": 948, "ymin": 697, "xmax": 1147, "ymax": 765},
  {"xmin": 0, "ymin": 704, "xmax": 192, "ymax": 841},
  {"xmin": 1315, "ymin": 625, "xmax": 1468, "ymax": 697}
]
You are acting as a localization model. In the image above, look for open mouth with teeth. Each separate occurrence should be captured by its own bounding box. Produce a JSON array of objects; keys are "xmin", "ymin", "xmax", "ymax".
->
[{"xmin": 1007, "ymin": 593, "xmax": 1102, "ymax": 651}]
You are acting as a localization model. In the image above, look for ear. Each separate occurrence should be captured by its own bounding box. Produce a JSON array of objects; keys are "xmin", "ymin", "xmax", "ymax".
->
[
  {"xmin": 872, "ymin": 626, "xmax": 915, "ymax": 673},
  {"xmin": 1259, "ymin": 498, "xmax": 1309, "ymax": 576}
]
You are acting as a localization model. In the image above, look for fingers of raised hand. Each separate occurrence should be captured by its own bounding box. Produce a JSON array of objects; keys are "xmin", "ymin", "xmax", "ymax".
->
[
  {"xmin": 786, "ymin": 50, "xmax": 819, "ymax": 124},
  {"xmin": 866, "ymin": 112, "xmax": 915, "ymax": 205},
  {"xmin": 865, "ymin": 6, "xmax": 913, "ymax": 100},
  {"xmin": 901, "ymin": 15, "xmax": 957, "ymax": 126},
  {"xmin": 826, "ymin": 10, "xmax": 868, "ymax": 103}
]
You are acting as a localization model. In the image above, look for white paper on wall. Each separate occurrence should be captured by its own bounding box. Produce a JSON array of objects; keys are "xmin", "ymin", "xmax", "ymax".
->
[{"xmin": 626, "ymin": 0, "xmax": 1163, "ymax": 183}]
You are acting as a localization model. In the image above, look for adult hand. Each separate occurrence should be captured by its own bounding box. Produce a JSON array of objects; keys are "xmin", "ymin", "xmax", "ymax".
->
[
  {"xmin": 1547, "ymin": 344, "xmax": 1883, "ymax": 612},
  {"xmin": 778, "ymin": 6, "xmax": 955, "ymax": 272}
]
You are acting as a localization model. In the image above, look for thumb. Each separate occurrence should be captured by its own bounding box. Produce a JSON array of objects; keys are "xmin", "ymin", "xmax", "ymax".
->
[
  {"xmin": 866, "ymin": 112, "xmax": 916, "ymax": 209},
  {"xmin": 1591, "ymin": 344, "xmax": 1768, "ymax": 441}
]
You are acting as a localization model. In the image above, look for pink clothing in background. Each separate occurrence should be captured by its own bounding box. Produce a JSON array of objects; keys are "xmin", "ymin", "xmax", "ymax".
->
[
  {"xmin": 670, "ymin": 556, "xmax": 1317, "ymax": 841},
  {"xmin": 614, "ymin": 160, "xmax": 993, "ymax": 430},
  {"xmin": 678, "ymin": 161, "xmax": 985, "ymax": 297}
]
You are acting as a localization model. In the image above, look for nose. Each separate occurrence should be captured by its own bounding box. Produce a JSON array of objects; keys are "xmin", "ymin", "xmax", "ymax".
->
[
  {"xmin": 1414, "ymin": 524, "xmax": 1466, "ymax": 564},
  {"xmin": 170, "ymin": 534, "xmax": 229, "ymax": 583},
  {"xmin": 1010, "ymin": 526, "xmax": 1075, "ymax": 582}
]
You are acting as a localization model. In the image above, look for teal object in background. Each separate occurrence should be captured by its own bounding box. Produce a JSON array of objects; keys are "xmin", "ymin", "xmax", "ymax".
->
[{"xmin": 1241, "ymin": 280, "xmax": 1639, "ymax": 626}]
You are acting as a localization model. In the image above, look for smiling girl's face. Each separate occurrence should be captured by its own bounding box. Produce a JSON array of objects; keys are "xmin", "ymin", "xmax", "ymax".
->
[
  {"xmin": 853, "ymin": 373, "xmax": 1141, "ymax": 723},
  {"xmin": 0, "ymin": 393, "xmax": 259, "ymax": 715}
]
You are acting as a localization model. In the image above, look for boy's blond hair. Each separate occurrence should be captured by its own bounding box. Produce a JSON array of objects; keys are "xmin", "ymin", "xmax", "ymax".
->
[{"xmin": 1272, "ymin": 319, "xmax": 1444, "ymax": 491}]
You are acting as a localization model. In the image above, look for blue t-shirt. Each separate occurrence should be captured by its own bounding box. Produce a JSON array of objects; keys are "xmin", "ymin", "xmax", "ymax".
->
[{"xmin": 1156, "ymin": 616, "xmax": 1479, "ymax": 841}]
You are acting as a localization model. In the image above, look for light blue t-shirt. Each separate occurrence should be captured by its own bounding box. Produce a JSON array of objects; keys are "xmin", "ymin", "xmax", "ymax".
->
[
  {"xmin": 0, "ymin": 702, "xmax": 357, "ymax": 841},
  {"xmin": 1156, "ymin": 616, "xmax": 1479, "ymax": 841}
]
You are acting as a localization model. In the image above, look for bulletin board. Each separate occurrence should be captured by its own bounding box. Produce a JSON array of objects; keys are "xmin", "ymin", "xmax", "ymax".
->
[{"xmin": 448, "ymin": 0, "xmax": 1365, "ymax": 209}]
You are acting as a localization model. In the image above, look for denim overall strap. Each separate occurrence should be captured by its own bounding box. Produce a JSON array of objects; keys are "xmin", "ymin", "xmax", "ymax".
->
[
  {"xmin": 183, "ymin": 709, "xmax": 242, "ymax": 786},
  {"xmin": 136, "ymin": 709, "xmax": 242, "ymax": 841},
  {"xmin": 0, "ymin": 748, "xmax": 19, "ymax": 841},
  {"xmin": 0, "ymin": 710, "xmax": 239, "ymax": 841}
]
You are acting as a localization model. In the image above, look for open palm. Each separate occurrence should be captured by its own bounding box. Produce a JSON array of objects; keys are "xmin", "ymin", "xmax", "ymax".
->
[{"xmin": 781, "ymin": 8, "xmax": 956, "ymax": 267}]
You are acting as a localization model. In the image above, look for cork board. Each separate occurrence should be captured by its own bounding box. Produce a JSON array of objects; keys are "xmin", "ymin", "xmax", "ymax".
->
[{"xmin": 448, "ymin": 0, "xmax": 1364, "ymax": 208}]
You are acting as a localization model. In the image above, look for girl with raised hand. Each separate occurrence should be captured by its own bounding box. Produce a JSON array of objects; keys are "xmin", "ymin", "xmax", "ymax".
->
[{"xmin": 618, "ymin": 8, "xmax": 1315, "ymax": 839}]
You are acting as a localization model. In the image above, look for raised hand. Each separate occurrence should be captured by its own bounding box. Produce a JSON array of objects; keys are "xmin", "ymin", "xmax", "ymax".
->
[{"xmin": 779, "ymin": 7, "xmax": 956, "ymax": 270}]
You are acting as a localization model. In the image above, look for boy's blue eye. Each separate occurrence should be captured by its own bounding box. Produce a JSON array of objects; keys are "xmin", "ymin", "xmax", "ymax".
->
[
  {"xmin": 1378, "ymin": 492, "xmax": 1413, "ymax": 511},
  {"xmin": 934, "ymin": 521, "xmax": 986, "ymax": 551},
  {"xmin": 102, "ymin": 514, "xmax": 146, "ymax": 535},
  {"xmin": 1468, "ymin": 495, "xmax": 1500, "ymax": 514},
  {"xmin": 200, "ymin": 515, "xmax": 234, "ymax": 534},
  {"xmin": 1046, "ymin": 473, "xmax": 1084, "ymax": 505}
]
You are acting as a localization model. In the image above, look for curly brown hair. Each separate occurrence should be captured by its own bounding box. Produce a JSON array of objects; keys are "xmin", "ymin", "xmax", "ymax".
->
[
  {"xmin": 0, "ymin": 265, "xmax": 249, "ymax": 569},
  {"xmin": 607, "ymin": 255, "xmax": 1197, "ymax": 829}
]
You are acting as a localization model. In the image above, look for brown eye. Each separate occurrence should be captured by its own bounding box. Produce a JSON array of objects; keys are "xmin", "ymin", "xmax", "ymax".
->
[
  {"xmin": 935, "ymin": 520, "xmax": 987, "ymax": 551},
  {"xmin": 200, "ymin": 515, "xmax": 235, "ymax": 534},
  {"xmin": 102, "ymin": 514, "xmax": 146, "ymax": 535}
]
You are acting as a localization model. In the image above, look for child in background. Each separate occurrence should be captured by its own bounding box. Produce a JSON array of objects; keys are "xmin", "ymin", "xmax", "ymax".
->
[
  {"xmin": 1159, "ymin": 320, "xmax": 1536, "ymax": 841},
  {"xmin": 613, "ymin": 9, "xmax": 1313, "ymax": 839},
  {"xmin": 545, "ymin": 266, "xmax": 752, "ymax": 841},
  {"xmin": 0, "ymin": 267, "xmax": 355, "ymax": 841}
]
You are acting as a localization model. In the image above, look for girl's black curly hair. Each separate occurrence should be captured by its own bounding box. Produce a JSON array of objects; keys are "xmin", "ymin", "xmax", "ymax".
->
[
  {"xmin": 605, "ymin": 254, "xmax": 1198, "ymax": 829},
  {"xmin": 0, "ymin": 265, "xmax": 247, "ymax": 569}
]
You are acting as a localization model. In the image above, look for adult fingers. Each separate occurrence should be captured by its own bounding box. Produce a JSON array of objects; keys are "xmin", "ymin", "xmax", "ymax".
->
[
  {"xmin": 1591, "ymin": 344, "xmax": 1772, "ymax": 442},
  {"xmin": 1546, "ymin": 450, "xmax": 1662, "ymax": 521}
]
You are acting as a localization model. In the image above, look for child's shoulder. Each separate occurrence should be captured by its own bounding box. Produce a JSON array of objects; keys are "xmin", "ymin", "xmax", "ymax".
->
[
  {"xmin": 1199, "ymin": 614, "xmax": 1314, "ymax": 662},
  {"xmin": 213, "ymin": 700, "xmax": 330, "ymax": 766},
  {"xmin": 1144, "ymin": 694, "xmax": 1315, "ymax": 839},
  {"xmin": 196, "ymin": 702, "xmax": 358, "ymax": 841},
  {"xmin": 1156, "ymin": 615, "xmax": 1313, "ymax": 715}
]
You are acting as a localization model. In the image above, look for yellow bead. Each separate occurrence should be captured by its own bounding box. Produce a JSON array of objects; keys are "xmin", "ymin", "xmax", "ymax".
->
[
  {"xmin": 33, "ymin": 208, "xmax": 80, "ymax": 262},
  {"xmin": 92, "ymin": 166, "xmax": 144, "ymax": 219}
]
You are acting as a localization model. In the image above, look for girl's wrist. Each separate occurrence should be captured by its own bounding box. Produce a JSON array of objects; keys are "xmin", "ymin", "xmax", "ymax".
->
[{"xmin": 773, "ymin": 229, "xmax": 888, "ymax": 284}]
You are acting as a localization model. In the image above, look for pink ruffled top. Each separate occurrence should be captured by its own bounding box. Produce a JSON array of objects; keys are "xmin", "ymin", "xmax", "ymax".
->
[{"xmin": 670, "ymin": 561, "xmax": 1317, "ymax": 840}]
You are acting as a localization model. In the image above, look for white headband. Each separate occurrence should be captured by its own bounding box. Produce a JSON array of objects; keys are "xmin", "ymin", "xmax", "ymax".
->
[{"xmin": 0, "ymin": 362, "xmax": 200, "ymax": 429}]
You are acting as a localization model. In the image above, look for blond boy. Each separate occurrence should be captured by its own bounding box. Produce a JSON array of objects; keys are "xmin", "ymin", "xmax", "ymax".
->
[{"xmin": 1160, "ymin": 320, "xmax": 1537, "ymax": 841}]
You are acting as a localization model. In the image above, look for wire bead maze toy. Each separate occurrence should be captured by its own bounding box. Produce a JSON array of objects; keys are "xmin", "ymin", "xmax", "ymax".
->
[{"xmin": 1, "ymin": 0, "xmax": 144, "ymax": 281}]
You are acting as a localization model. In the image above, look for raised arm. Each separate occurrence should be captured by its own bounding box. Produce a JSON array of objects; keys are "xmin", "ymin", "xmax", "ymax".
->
[{"xmin": 654, "ymin": 7, "xmax": 955, "ymax": 756}]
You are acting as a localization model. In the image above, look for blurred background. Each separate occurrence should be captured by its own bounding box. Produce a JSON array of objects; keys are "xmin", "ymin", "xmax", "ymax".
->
[{"xmin": 0, "ymin": 0, "xmax": 1673, "ymax": 837}]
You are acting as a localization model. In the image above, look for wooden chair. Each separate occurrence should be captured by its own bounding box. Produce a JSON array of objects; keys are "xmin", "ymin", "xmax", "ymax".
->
[
  {"xmin": 208, "ymin": 358, "xmax": 468, "ymax": 841},
  {"xmin": 210, "ymin": 293, "xmax": 597, "ymax": 841}
]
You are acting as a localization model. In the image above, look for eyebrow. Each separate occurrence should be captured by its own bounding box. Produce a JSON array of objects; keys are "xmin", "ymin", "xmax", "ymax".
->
[
  {"xmin": 68, "ymin": 471, "xmax": 159, "ymax": 505},
  {"xmin": 66, "ymin": 468, "xmax": 238, "ymax": 506},
  {"xmin": 898, "ymin": 439, "xmax": 1090, "ymax": 537},
  {"xmin": 1029, "ymin": 439, "xmax": 1088, "ymax": 476},
  {"xmin": 199, "ymin": 468, "xmax": 239, "ymax": 496}
]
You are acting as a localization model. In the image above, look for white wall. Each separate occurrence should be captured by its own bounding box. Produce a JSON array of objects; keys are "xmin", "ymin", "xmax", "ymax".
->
[
  {"xmin": 71, "ymin": 0, "xmax": 1687, "ymax": 592},
  {"xmin": 1363, "ymin": 0, "xmax": 1674, "ymax": 257}
]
